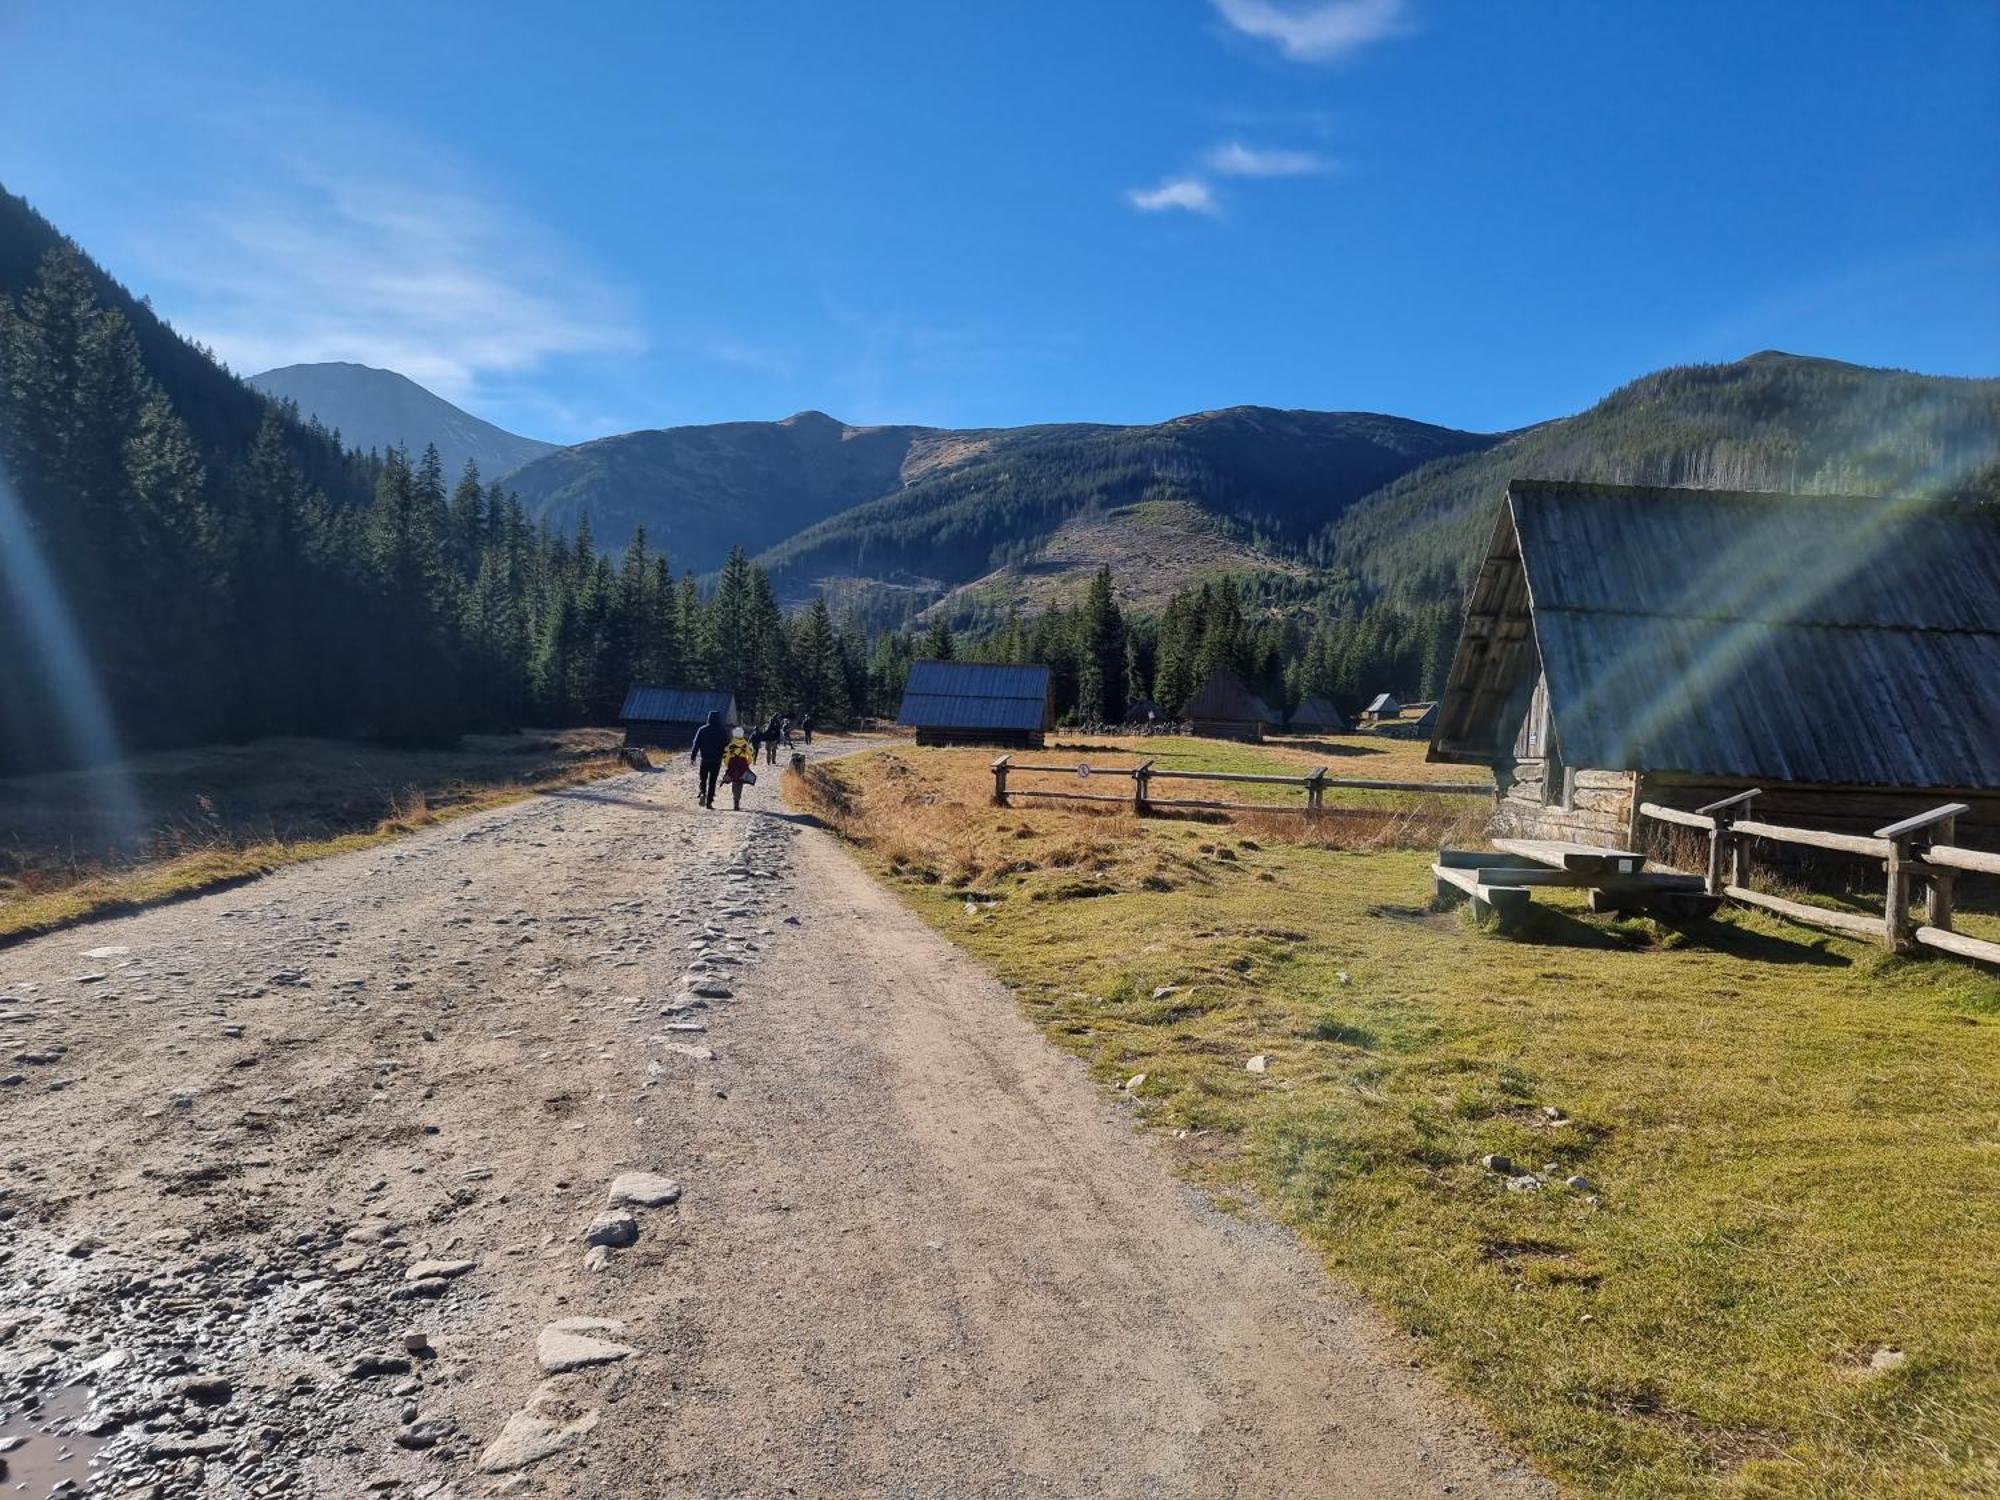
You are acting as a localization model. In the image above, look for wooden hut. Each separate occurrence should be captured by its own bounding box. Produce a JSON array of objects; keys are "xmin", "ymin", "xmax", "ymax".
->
[
  {"xmin": 1183, "ymin": 671, "xmax": 1278, "ymax": 742},
  {"xmin": 1285, "ymin": 695, "xmax": 1351, "ymax": 734},
  {"xmin": 619, "ymin": 685, "xmax": 739, "ymax": 749},
  {"xmin": 1429, "ymin": 479, "xmax": 2000, "ymax": 843},
  {"xmin": 1375, "ymin": 701, "xmax": 1438, "ymax": 740},
  {"xmin": 898, "ymin": 660, "xmax": 1054, "ymax": 748},
  {"xmin": 1124, "ymin": 697, "xmax": 1166, "ymax": 726},
  {"xmin": 1362, "ymin": 692, "xmax": 1401, "ymax": 722}
]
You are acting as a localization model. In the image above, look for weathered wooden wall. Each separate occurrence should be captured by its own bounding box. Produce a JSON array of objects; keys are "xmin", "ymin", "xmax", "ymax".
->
[{"xmin": 1490, "ymin": 761, "xmax": 1636, "ymax": 844}]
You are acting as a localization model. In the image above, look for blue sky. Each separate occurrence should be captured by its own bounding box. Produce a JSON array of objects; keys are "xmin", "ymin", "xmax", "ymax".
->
[{"xmin": 3, "ymin": 1, "xmax": 1996, "ymax": 442}]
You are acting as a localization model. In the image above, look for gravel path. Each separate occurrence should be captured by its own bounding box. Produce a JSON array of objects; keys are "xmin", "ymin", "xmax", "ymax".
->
[{"xmin": 0, "ymin": 744, "xmax": 1550, "ymax": 1499}]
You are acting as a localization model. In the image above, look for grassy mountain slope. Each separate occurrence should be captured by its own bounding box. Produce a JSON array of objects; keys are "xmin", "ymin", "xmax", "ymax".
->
[
  {"xmin": 249, "ymin": 362, "xmax": 557, "ymax": 480},
  {"xmin": 932, "ymin": 498, "xmax": 1313, "ymax": 625},
  {"xmin": 755, "ymin": 408, "xmax": 1495, "ymax": 603},
  {"xmin": 1326, "ymin": 352, "xmax": 2000, "ymax": 600}
]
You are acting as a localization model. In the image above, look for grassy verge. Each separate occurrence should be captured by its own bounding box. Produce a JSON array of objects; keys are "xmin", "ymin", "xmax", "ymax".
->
[
  {"xmin": 790, "ymin": 740, "xmax": 2000, "ymax": 1500},
  {"xmin": 0, "ymin": 729, "xmax": 629, "ymax": 943}
]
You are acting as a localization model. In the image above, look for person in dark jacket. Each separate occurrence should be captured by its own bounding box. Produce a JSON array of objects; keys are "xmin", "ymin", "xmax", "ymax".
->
[
  {"xmin": 689, "ymin": 710, "xmax": 727, "ymax": 808},
  {"xmin": 801, "ymin": 713, "xmax": 814, "ymax": 744},
  {"xmin": 764, "ymin": 713, "xmax": 784, "ymax": 764}
]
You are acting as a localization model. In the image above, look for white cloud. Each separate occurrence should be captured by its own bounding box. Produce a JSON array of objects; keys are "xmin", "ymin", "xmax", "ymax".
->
[
  {"xmin": 1203, "ymin": 141, "xmax": 1328, "ymax": 177},
  {"xmin": 136, "ymin": 103, "xmax": 638, "ymax": 404},
  {"xmin": 1125, "ymin": 176, "xmax": 1220, "ymax": 215},
  {"xmin": 1211, "ymin": 0, "xmax": 1409, "ymax": 62}
]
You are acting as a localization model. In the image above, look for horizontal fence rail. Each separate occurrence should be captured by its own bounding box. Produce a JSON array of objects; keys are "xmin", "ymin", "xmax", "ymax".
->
[
  {"xmin": 991, "ymin": 755, "xmax": 1490, "ymax": 819},
  {"xmin": 1637, "ymin": 792, "xmax": 2000, "ymax": 967}
]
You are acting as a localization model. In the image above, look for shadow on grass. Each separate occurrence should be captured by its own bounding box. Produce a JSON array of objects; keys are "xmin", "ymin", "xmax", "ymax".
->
[
  {"xmin": 1264, "ymin": 737, "xmax": 1387, "ymax": 759},
  {"xmin": 1500, "ymin": 904, "xmax": 1851, "ymax": 967}
]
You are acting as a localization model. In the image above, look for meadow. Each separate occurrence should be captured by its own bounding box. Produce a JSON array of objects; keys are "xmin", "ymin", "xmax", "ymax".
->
[{"xmin": 792, "ymin": 734, "xmax": 2000, "ymax": 1500}]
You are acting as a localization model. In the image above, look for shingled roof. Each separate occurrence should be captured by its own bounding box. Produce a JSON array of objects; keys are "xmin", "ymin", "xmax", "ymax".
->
[
  {"xmin": 620, "ymin": 685, "xmax": 738, "ymax": 724},
  {"xmin": 898, "ymin": 661, "xmax": 1053, "ymax": 733},
  {"xmin": 1430, "ymin": 480, "xmax": 2000, "ymax": 789}
]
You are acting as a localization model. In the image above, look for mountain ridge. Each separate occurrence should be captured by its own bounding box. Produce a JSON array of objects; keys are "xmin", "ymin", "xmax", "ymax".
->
[{"xmin": 248, "ymin": 361, "xmax": 557, "ymax": 483}]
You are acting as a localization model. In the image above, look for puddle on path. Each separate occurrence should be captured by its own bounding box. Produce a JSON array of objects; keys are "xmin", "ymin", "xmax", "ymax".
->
[{"xmin": 0, "ymin": 1384, "xmax": 103, "ymax": 1492}]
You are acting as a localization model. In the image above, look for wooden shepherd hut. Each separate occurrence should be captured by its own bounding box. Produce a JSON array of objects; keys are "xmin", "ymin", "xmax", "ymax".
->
[
  {"xmin": 898, "ymin": 660, "xmax": 1054, "ymax": 748},
  {"xmin": 619, "ymin": 685, "xmax": 739, "ymax": 749},
  {"xmin": 1286, "ymin": 695, "xmax": 1351, "ymax": 734},
  {"xmin": 1183, "ymin": 671, "xmax": 1278, "ymax": 742},
  {"xmin": 1429, "ymin": 479, "xmax": 2000, "ymax": 843},
  {"xmin": 1362, "ymin": 692, "xmax": 1401, "ymax": 722}
]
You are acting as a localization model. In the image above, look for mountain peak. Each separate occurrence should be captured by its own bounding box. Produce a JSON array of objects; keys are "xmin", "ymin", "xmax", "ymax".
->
[
  {"xmin": 248, "ymin": 362, "xmax": 558, "ymax": 479},
  {"xmin": 779, "ymin": 409, "xmax": 847, "ymax": 431}
]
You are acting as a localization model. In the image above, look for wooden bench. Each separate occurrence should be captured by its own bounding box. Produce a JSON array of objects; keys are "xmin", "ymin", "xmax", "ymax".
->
[{"xmin": 1433, "ymin": 840, "xmax": 1721, "ymax": 927}]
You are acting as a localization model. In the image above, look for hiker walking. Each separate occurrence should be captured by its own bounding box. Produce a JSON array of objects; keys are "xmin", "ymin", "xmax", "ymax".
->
[
  {"xmin": 801, "ymin": 712, "xmax": 814, "ymax": 744},
  {"xmin": 764, "ymin": 712, "xmax": 784, "ymax": 765},
  {"xmin": 721, "ymin": 726, "xmax": 757, "ymax": 810},
  {"xmin": 782, "ymin": 715, "xmax": 796, "ymax": 748},
  {"xmin": 690, "ymin": 710, "xmax": 728, "ymax": 809}
]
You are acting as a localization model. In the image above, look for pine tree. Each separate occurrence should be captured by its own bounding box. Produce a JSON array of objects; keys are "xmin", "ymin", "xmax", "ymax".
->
[
  {"xmin": 1074, "ymin": 566, "xmax": 1126, "ymax": 723},
  {"xmin": 920, "ymin": 614, "xmax": 956, "ymax": 661}
]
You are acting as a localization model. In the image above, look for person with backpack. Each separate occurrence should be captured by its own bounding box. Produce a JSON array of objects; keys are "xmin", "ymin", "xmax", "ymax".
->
[
  {"xmin": 689, "ymin": 710, "xmax": 728, "ymax": 809},
  {"xmin": 764, "ymin": 712, "xmax": 785, "ymax": 765},
  {"xmin": 721, "ymin": 726, "xmax": 757, "ymax": 810}
]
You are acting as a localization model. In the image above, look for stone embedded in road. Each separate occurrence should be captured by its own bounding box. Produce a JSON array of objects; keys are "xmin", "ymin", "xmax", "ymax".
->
[
  {"xmin": 477, "ymin": 1403, "xmax": 600, "ymax": 1474},
  {"xmin": 682, "ymin": 979, "xmax": 733, "ymax": 1000},
  {"xmin": 536, "ymin": 1318, "xmax": 638, "ymax": 1373},
  {"xmin": 607, "ymin": 1172, "xmax": 681, "ymax": 1208},
  {"xmin": 583, "ymin": 1211, "xmax": 640, "ymax": 1248},
  {"xmin": 402, "ymin": 1258, "xmax": 476, "ymax": 1282},
  {"xmin": 346, "ymin": 1352, "xmax": 414, "ymax": 1379},
  {"xmin": 658, "ymin": 1041, "xmax": 716, "ymax": 1062}
]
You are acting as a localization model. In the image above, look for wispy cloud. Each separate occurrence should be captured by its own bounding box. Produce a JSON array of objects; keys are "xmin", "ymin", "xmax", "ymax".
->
[
  {"xmin": 136, "ymin": 102, "xmax": 638, "ymax": 406},
  {"xmin": 1204, "ymin": 141, "xmax": 1329, "ymax": 178},
  {"xmin": 1125, "ymin": 176, "xmax": 1221, "ymax": 215},
  {"xmin": 1211, "ymin": 0, "xmax": 1409, "ymax": 63}
]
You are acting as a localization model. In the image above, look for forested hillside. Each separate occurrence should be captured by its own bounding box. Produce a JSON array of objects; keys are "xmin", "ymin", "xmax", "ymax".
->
[
  {"xmin": 755, "ymin": 408, "xmax": 1492, "ymax": 606},
  {"xmin": 1326, "ymin": 352, "xmax": 2000, "ymax": 603},
  {"xmin": 502, "ymin": 411, "xmax": 936, "ymax": 573},
  {"xmin": 0, "ymin": 198, "xmax": 871, "ymax": 774}
]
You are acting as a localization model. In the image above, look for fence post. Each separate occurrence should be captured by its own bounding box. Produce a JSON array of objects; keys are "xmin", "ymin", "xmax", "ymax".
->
[
  {"xmin": 1873, "ymin": 804, "xmax": 1970, "ymax": 948},
  {"xmin": 1927, "ymin": 813, "xmax": 1958, "ymax": 932},
  {"xmin": 1133, "ymin": 759, "xmax": 1154, "ymax": 817},
  {"xmin": 1695, "ymin": 789, "xmax": 1759, "ymax": 898},
  {"xmin": 1884, "ymin": 833, "xmax": 1914, "ymax": 953},
  {"xmin": 991, "ymin": 754, "xmax": 1011, "ymax": 808},
  {"xmin": 1305, "ymin": 766, "xmax": 1327, "ymax": 816}
]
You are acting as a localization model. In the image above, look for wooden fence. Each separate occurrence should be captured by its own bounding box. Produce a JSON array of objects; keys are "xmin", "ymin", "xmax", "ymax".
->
[
  {"xmin": 991, "ymin": 754, "xmax": 1490, "ymax": 817},
  {"xmin": 1638, "ymin": 791, "xmax": 2000, "ymax": 965}
]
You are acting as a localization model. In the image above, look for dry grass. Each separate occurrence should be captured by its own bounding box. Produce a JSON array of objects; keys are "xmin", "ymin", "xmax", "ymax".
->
[
  {"xmin": 791, "ymin": 740, "xmax": 2000, "ymax": 1500},
  {"xmin": 0, "ymin": 729, "xmax": 628, "ymax": 943}
]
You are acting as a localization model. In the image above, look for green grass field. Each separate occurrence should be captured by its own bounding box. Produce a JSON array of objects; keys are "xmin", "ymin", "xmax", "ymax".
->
[{"xmin": 794, "ymin": 741, "xmax": 2000, "ymax": 1499}]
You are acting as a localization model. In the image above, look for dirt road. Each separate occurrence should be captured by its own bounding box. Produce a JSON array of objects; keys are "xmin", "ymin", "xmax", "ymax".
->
[{"xmin": 0, "ymin": 749, "xmax": 1550, "ymax": 1499}]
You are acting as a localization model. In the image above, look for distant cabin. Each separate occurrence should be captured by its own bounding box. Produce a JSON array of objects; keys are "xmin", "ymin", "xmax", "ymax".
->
[
  {"xmin": 1362, "ymin": 692, "xmax": 1402, "ymax": 722},
  {"xmin": 1124, "ymin": 696, "xmax": 1165, "ymax": 726},
  {"xmin": 1183, "ymin": 671, "xmax": 1279, "ymax": 743},
  {"xmin": 1374, "ymin": 701, "xmax": 1437, "ymax": 740},
  {"xmin": 1429, "ymin": 479, "xmax": 2000, "ymax": 843},
  {"xmin": 898, "ymin": 660, "xmax": 1054, "ymax": 749},
  {"xmin": 619, "ymin": 685, "xmax": 739, "ymax": 749},
  {"xmin": 1286, "ymin": 695, "xmax": 1351, "ymax": 735}
]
